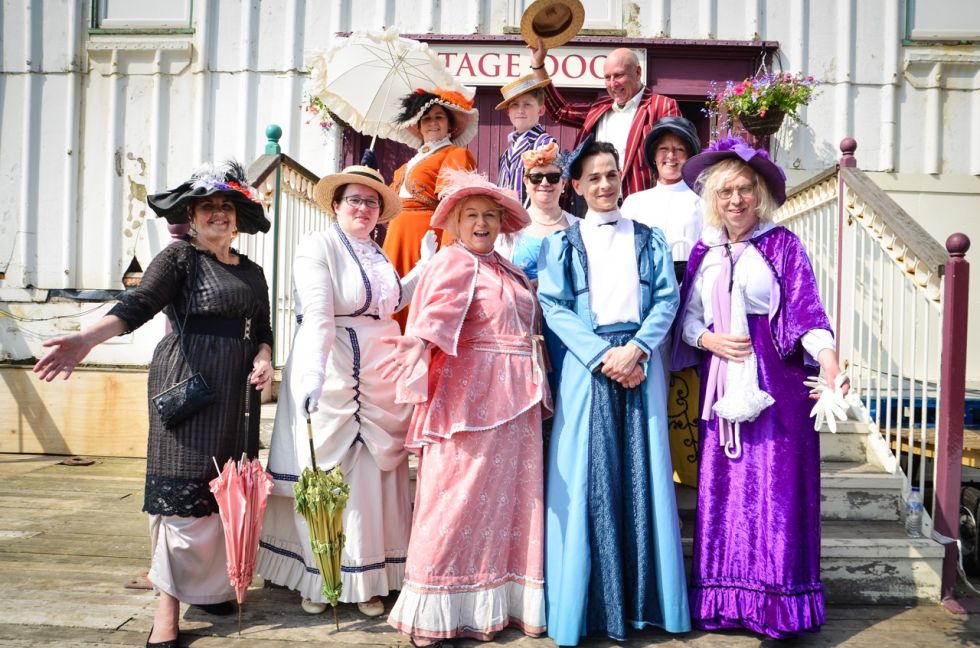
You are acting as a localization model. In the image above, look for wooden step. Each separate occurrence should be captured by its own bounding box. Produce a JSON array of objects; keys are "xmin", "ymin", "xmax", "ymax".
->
[
  {"xmin": 679, "ymin": 519, "xmax": 944, "ymax": 604},
  {"xmin": 675, "ymin": 462, "xmax": 904, "ymax": 523},
  {"xmin": 820, "ymin": 460, "xmax": 904, "ymax": 521},
  {"xmin": 820, "ymin": 420, "xmax": 875, "ymax": 463},
  {"xmin": 819, "ymin": 520, "xmax": 944, "ymax": 604}
]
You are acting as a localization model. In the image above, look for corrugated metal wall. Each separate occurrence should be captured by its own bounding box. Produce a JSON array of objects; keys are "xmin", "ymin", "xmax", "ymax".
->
[{"xmin": 1, "ymin": 0, "xmax": 977, "ymax": 363}]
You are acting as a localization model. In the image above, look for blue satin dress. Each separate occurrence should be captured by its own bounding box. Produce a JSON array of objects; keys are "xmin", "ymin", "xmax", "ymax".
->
[{"xmin": 536, "ymin": 221, "xmax": 691, "ymax": 645}]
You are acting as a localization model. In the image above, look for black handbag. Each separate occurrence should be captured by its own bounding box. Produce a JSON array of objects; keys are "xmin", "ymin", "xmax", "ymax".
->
[{"xmin": 151, "ymin": 253, "xmax": 217, "ymax": 428}]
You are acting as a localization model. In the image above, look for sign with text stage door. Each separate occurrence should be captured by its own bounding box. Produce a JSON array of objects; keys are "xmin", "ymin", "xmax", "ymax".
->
[{"xmin": 429, "ymin": 44, "xmax": 647, "ymax": 89}]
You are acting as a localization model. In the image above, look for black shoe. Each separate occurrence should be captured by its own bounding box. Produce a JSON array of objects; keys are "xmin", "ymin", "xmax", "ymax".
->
[
  {"xmin": 193, "ymin": 600, "xmax": 236, "ymax": 615},
  {"xmin": 146, "ymin": 626, "xmax": 179, "ymax": 647}
]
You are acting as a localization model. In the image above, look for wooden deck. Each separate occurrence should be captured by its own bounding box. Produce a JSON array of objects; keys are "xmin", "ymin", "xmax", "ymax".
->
[
  {"xmin": 0, "ymin": 452, "xmax": 979, "ymax": 647},
  {"xmin": 890, "ymin": 428, "xmax": 980, "ymax": 468}
]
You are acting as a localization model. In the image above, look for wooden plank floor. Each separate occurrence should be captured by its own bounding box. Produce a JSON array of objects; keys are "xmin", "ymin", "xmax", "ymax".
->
[{"xmin": 1, "ymin": 452, "xmax": 979, "ymax": 647}]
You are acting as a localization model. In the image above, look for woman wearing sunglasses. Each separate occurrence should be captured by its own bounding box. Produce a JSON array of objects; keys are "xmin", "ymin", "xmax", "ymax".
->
[
  {"xmin": 503, "ymin": 142, "xmax": 573, "ymax": 284},
  {"xmin": 497, "ymin": 142, "xmax": 574, "ymax": 398}
]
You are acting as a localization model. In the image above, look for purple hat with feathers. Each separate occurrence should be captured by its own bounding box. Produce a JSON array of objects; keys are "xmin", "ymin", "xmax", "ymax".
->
[{"xmin": 681, "ymin": 137, "xmax": 787, "ymax": 205}]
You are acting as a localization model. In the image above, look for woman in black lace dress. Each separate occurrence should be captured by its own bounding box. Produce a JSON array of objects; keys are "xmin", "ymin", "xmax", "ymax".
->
[{"xmin": 34, "ymin": 162, "xmax": 274, "ymax": 648}]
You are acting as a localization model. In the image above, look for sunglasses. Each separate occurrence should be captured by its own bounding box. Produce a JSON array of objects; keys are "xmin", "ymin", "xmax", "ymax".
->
[{"xmin": 526, "ymin": 172, "xmax": 562, "ymax": 185}]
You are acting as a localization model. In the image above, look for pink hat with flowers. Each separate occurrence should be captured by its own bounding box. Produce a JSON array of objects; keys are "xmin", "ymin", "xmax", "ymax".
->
[{"xmin": 430, "ymin": 169, "xmax": 530, "ymax": 235}]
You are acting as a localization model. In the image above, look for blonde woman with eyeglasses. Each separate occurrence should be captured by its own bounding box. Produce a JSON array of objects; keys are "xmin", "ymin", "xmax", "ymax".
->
[
  {"xmin": 258, "ymin": 166, "xmax": 436, "ymax": 619},
  {"xmin": 672, "ymin": 138, "xmax": 845, "ymax": 639}
]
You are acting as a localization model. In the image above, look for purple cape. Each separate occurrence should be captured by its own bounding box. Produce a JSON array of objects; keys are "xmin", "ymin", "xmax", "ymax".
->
[
  {"xmin": 672, "ymin": 225, "xmax": 832, "ymax": 638},
  {"xmin": 672, "ymin": 225, "xmax": 832, "ymax": 372}
]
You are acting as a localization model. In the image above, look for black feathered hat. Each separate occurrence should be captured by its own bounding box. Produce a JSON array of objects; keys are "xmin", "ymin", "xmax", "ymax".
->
[
  {"xmin": 147, "ymin": 160, "xmax": 271, "ymax": 234},
  {"xmin": 387, "ymin": 88, "xmax": 479, "ymax": 149}
]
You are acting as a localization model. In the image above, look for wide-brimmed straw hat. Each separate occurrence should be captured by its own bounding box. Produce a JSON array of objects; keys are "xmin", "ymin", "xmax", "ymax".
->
[
  {"xmin": 495, "ymin": 74, "xmax": 552, "ymax": 110},
  {"xmin": 388, "ymin": 88, "xmax": 479, "ymax": 149},
  {"xmin": 682, "ymin": 136, "xmax": 788, "ymax": 205},
  {"xmin": 643, "ymin": 116, "xmax": 702, "ymax": 169},
  {"xmin": 147, "ymin": 160, "xmax": 270, "ymax": 234},
  {"xmin": 430, "ymin": 169, "xmax": 530, "ymax": 235},
  {"xmin": 520, "ymin": 0, "xmax": 585, "ymax": 50},
  {"xmin": 313, "ymin": 165, "xmax": 401, "ymax": 224}
]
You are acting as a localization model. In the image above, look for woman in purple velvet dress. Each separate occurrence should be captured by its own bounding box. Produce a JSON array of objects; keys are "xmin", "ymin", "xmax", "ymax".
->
[{"xmin": 672, "ymin": 138, "xmax": 846, "ymax": 639}]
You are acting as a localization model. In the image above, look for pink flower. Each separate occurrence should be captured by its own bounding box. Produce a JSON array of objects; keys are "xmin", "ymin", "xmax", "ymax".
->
[
  {"xmin": 807, "ymin": 75, "xmax": 814, "ymax": 82},
  {"xmin": 759, "ymin": 109, "xmax": 767, "ymax": 117},
  {"xmin": 734, "ymin": 86, "xmax": 745, "ymax": 96}
]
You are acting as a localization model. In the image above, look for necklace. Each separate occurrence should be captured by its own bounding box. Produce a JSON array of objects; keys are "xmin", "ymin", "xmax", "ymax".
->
[{"xmin": 529, "ymin": 209, "xmax": 565, "ymax": 227}]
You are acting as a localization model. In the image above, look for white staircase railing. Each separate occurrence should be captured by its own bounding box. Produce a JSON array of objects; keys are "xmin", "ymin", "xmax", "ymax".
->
[
  {"xmin": 243, "ymin": 125, "xmax": 332, "ymax": 369},
  {"xmin": 775, "ymin": 138, "xmax": 971, "ymax": 605}
]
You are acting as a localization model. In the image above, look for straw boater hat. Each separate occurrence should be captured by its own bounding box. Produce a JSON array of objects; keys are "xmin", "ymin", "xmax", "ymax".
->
[
  {"xmin": 642, "ymin": 116, "xmax": 703, "ymax": 169},
  {"xmin": 313, "ymin": 165, "xmax": 401, "ymax": 224},
  {"xmin": 388, "ymin": 88, "xmax": 479, "ymax": 149},
  {"xmin": 147, "ymin": 160, "xmax": 270, "ymax": 234},
  {"xmin": 682, "ymin": 136, "xmax": 788, "ymax": 205},
  {"xmin": 430, "ymin": 169, "xmax": 530, "ymax": 235},
  {"xmin": 520, "ymin": 0, "xmax": 585, "ymax": 50},
  {"xmin": 495, "ymin": 74, "xmax": 552, "ymax": 110}
]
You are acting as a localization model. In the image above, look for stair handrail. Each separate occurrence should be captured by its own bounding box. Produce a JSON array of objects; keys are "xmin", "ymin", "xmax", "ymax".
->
[
  {"xmin": 776, "ymin": 138, "xmax": 971, "ymax": 604},
  {"xmin": 239, "ymin": 125, "xmax": 332, "ymax": 369}
]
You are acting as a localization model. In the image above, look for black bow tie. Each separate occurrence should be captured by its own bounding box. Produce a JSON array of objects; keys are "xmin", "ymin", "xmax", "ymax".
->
[{"xmin": 598, "ymin": 220, "xmax": 618, "ymax": 227}]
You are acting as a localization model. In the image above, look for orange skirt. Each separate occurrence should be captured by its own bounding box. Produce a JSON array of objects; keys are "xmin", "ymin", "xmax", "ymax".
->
[{"xmin": 381, "ymin": 207, "xmax": 443, "ymax": 331}]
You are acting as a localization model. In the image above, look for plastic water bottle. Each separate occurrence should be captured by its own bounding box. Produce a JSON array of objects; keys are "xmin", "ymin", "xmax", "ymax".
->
[{"xmin": 905, "ymin": 486, "xmax": 924, "ymax": 538}]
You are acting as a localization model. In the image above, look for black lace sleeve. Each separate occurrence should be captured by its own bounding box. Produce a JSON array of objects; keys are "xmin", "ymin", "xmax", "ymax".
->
[
  {"xmin": 108, "ymin": 242, "xmax": 194, "ymax": 333},
  {"xmin": 250, "ymin": 260, "xmax": 275, "ymax": 349}
]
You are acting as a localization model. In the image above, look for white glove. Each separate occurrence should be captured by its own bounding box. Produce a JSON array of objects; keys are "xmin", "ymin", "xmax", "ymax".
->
[
  {"xmin": 295, "ymin": 373, "xmax": 323, "ymax": 416},
  {"xmin": 805, "ymin": 372, "xmax": 850, "ymax": 433},
  {"xmin": 418, "ymin": 230, "xmax": 438, "ymax": 265}
]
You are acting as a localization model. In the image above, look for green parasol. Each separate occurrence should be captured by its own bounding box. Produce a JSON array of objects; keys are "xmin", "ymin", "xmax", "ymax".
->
[{"xmin": 294, "ymin": 410, "xmax": 350, "ymax": 631}]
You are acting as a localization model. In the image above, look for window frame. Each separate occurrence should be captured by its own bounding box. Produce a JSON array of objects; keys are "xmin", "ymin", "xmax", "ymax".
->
[
  {"xmin": 506, "ymin": 0, "xmax": 626, "ymax": 37},
  {"xmin": 904, "ymin": 0, "xmax": 978, "ymax": 44},
  {"xmin": 89, "ymin": 0, "xmax": 195, "ymax": 35}
]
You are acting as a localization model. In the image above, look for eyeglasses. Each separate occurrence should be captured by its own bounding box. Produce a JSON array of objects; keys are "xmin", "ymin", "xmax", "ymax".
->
[
  {"xmin": 342, "ymin": 196, "xmax": 381, "ymax": 210},
  {"xmin": 526, "ymin": 172, "xmax": 562, "ymax": 185},
  {"xmin": 196, "ymin": 202, "xmax": 235, "ymax": 214},
  {"xmin": 716, "ymin": 184, "xmax": 756, "ymax": 200}
]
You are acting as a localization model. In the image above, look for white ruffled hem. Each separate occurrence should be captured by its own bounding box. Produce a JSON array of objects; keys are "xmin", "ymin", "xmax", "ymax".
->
[
  {"xmin": 257, "ymin": 536, "xmax": 405, "ymax": 604},
  {"xmin": 387, "ymin": 577, "xmax": 545, "ymax": 641}
]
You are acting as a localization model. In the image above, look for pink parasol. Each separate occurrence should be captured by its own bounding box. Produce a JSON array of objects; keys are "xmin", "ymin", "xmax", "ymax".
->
[{"xmin": 209, "ymin": 454, "xmax": 274, "ymax": 634}]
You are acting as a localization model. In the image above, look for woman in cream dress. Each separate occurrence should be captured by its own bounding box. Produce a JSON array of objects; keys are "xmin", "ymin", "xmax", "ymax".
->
[{"xmin": 258, "ymin": 165, "xmax": 435, "ymax": 618}]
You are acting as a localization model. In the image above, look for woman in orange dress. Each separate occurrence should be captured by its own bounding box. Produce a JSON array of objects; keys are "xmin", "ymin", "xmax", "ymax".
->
[{"xmin": 382, "ymin": 88, "xmax": 478, "ymax": 330}]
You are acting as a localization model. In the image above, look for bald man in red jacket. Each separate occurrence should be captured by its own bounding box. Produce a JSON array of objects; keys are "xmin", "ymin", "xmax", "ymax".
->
[{"xmin": 529, "ymin": 42, "xmax": 680, "ymax": 199}]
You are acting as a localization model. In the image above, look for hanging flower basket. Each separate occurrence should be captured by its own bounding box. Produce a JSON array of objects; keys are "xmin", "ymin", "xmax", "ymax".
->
[
  {"xmin": 703, "ymin": 72, "xmax": 819, "ymax": 139},
  {"xmin": 737, "ymin": 109, "xmax": 786, "ymax": 137}
]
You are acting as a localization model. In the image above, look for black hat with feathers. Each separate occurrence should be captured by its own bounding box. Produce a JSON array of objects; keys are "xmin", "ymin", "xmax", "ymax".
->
[
  {"xmin": 147, "ymin": 160, "xmax": 271, "ymax": 234},
  {"xmin": 387, "ymin": 87, "xmax": 479, "ymax": 149}
]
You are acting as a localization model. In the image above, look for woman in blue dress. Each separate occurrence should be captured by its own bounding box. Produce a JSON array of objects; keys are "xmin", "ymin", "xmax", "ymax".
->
[
  {"xmin": 537, "ymin": 140, "xmax": 690, "ymax": 645},
  {"xmin": 498, "ymin": 141, "xmax": 573, "ymax": 396},
  {"xmin": 501, "ymin": 141, "xmax": 574, "ymax": 280}
]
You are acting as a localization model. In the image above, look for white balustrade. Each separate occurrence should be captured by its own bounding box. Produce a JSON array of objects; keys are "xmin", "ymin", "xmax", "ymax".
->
[{"xmin": 776, "ymin": 163, "xmax": 951, "ymax": 529}]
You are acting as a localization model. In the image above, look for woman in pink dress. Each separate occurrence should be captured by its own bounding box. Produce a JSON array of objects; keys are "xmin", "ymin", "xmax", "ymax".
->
[{"xmin": 378, "ymin": 170, "xmax": 550, "ymax": 646}]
